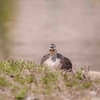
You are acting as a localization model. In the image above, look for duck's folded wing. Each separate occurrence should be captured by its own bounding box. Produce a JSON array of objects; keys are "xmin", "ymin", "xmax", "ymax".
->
[
  {"xmin": 60, "ymin": 56, "xmax": 72, "ymax": 70},
  {"xmin": 40, "ymin": 54, "xmax": 50, "ymax": 64}
]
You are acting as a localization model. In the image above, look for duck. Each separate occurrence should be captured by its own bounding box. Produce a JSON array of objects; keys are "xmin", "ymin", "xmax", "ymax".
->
[{"xmin": 40, "ymin": 44, "xmax": 72, "ymax": 71}]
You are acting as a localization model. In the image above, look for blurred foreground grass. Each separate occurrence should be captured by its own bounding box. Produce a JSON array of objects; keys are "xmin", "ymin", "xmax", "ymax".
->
[{"xmin": 0, "ymin": 60, "xmax": 100, "ymax": 100}]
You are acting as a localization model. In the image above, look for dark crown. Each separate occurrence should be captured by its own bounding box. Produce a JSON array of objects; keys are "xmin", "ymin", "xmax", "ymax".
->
[{"xmin": 50, "ymin": 44, "xmax": 56, "ymax": 48}]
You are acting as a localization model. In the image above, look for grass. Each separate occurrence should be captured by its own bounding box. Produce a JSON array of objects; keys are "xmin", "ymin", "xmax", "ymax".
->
[
  {"xmin": 0, "ymin": 60, "xmax": 100, "ymax": 100},
  {"xmin": 14, "ymin": 87, "xmax": 28, "ymax": 99},
  {"xmin": 0, "ymin": 76, "xmax": 9, "ymax": 86}
]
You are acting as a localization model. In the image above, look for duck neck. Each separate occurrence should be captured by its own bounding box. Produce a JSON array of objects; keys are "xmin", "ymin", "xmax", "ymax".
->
[
  {"xmin": 50, "ymin": 50, "xmax": 57, "ymax": 61},
  {"xmin": 50, "ymin": 50, "xmax": 57, "ymax": 57}
]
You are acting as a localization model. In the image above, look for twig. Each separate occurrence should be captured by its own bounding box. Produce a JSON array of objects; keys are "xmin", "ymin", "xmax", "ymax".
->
[{"xmin": 4, "ymin": 55, "xmax": 13, "ymax": 61}]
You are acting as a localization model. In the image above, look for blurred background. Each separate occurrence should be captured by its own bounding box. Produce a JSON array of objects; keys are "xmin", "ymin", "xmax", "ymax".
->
[{"xmin": 0, "ymin": 0, "xmax": 100, "ymax": 71}]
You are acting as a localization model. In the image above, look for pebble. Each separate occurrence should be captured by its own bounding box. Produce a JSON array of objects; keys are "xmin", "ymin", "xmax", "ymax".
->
[
  {"xmin": 90, "ymin": 91, "xmax": 97, "ymax": 96},
  {"xmin": 64, "ymin": 99, "xmax": 70, "ymax": 100},
  {"xmin": 25, "ymin": 94, "xmax": 38, "ymax": 100},
  {"xmin": 91, "ymin": 97, "xmax": 100, "ymax": 100}
]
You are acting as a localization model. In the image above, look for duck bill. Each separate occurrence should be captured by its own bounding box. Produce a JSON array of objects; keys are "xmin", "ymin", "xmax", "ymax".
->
[{"xmin": 49, "ymin": 48, "xmax": 55, "ymax": 52}]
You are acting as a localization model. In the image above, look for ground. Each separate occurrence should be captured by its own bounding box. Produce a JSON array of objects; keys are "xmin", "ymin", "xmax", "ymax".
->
[{"xmin": 0, "ymin": 60, "xmax": 100, "ymax": 100}]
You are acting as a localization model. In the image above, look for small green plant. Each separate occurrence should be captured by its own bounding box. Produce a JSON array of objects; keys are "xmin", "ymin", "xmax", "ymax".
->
[
  {"xmin": 14, "ymin": 75, "xmax": 25, "ymax": 85},
  {"xmin": 14, "ymin": 87, "xmax": 28, "ymax": 99},
  {"xmin": 9, "ymin": 84, "xmax": 20, "ymax": 91},
  {"xmin": 42, "ymin": 71, "xmax": 58, "ymax": 84},
  {"xmin": 95, "ymin": 78, "xmax": 100, "ymax": 83},
  {"xmin": 26, "ymin": 75, "xmax": 33, "ymax": 83},
  {"xmin": 82, "ymin": 82, "xmax": 91, "ymax": 88},
  {"xmin": 0, "ymin": 76, "xmax": 9, "ymax": 86},
  {"xmin": 76, "ymin": 68, "xmax": 83, "ymax": 80}
]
